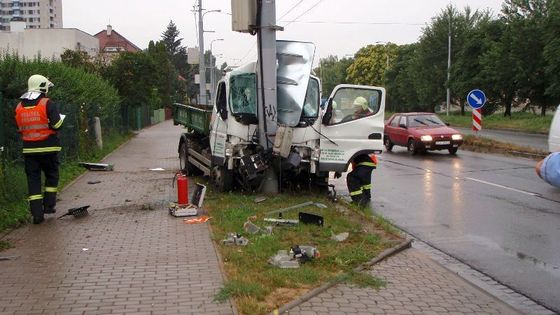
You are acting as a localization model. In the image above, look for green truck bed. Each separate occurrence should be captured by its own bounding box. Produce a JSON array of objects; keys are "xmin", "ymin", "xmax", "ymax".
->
[{"xmin": 173, "ymin": 103, "xmax": 213, "ymax": 135}]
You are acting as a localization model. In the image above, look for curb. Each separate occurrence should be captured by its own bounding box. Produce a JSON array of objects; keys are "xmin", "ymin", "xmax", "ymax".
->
[{"xmin": 273, "ymin": 238, "xmax": 413, "ymax": 315}]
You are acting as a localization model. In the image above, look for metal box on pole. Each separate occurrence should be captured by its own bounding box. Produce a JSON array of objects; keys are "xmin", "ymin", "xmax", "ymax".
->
[{"xmin": 231, "ymin": 0, "xmax": 257, "ymax": 33}]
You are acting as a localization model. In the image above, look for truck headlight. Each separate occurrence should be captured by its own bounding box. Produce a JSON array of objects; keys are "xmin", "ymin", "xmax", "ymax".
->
[
  {"xmin": 452, "ymin": 134, "xmax": 463, "ymax": 141},
  {"xmin": 420, "ymin": 135, "xmax": 433, "ymax": 142}
]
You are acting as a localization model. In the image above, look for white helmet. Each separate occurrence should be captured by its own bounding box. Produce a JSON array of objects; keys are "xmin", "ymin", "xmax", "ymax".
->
[{"xmin": 27, "ymin": 74, "xmax": 54, "ymax": 94}]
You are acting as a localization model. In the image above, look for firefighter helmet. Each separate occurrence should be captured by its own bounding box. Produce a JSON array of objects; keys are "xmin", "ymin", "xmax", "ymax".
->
[
  {"xmin": 353, "ymin": 96, "xmax": 368, "ymax": 111},
  {"xmin": 27, "ymin": 74, "xmax": 54, "ymax": 94}
]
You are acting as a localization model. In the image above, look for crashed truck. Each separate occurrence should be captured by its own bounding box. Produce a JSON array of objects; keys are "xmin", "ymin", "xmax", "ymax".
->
[{"xmin": 174, "ymin": 40, "xmax": 385, "ymax": 192}]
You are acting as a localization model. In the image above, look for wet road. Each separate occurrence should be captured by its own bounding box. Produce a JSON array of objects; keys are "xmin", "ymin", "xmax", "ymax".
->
[
  {"xmin": 371, "ymin": 147, "xmax": 560, "ymax": 312},
  {"xmin": 454, "ymin": 127, "xmax": 549, "ymax": 152}
]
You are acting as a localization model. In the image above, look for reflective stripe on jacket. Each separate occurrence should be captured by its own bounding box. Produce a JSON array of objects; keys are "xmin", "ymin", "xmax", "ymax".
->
[{"xmin": 15, "ymin": 98, "xmax": 56, "ymax": 142}]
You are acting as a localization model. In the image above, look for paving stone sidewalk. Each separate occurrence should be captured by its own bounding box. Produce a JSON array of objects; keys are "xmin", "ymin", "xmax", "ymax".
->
[
  {"xmin": 290, "ymin": 248, "xmax": 523, "ymax": 315},
  {"xmin": 0, "ymin": 120, "xmax": 235, "ymax": 315}
]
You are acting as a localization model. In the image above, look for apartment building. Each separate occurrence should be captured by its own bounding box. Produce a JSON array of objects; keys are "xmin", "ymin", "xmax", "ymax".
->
[{"xmin": 0, "ymin": 0, "xmax": 62, "ymax": 31}]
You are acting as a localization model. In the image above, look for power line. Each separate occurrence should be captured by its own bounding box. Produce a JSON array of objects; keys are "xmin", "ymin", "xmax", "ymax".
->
[
  {"xmin": 278, "ymin": 0, "xmax": 304, "ymax": 20},
  {"xmin": 283, "ymin": 0, "xmax": 325, "ymax": 28},
  {"xmin": 279, "ymin": 20, "xmax": 425, "ymax": 26}
]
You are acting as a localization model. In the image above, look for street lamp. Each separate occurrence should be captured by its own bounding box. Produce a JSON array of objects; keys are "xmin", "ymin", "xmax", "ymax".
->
[
  {"xmin": 209, "ymin": 38, "xmax": 224, "ymax": 105},
  {"xmin": 197, "ymin": 0, "xmax": 221, "ymax": 105}
]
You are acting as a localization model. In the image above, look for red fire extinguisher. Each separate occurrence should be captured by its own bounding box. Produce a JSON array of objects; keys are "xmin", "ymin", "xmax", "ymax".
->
[{"xmin": 176, "ymin": 172, "xmax": 189, "ymax": 205}]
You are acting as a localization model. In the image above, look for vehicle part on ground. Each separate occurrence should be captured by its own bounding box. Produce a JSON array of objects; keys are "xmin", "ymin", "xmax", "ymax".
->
[
  {"xmin": 298, "ymin": 212, "xmax": 324, "ymax": 226},
  {"xmin": 58, "ymin": 205, "xmax": 90, "ymax": 219},
  {"xmin": 79, "ymin": 163, "xmax": 114, "ymax": 171}
]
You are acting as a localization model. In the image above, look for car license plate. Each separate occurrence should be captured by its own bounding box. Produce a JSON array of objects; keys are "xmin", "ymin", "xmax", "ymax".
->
[{"xmin": 436, "ymin": 141, "xmax": 450, "ymax": 145}]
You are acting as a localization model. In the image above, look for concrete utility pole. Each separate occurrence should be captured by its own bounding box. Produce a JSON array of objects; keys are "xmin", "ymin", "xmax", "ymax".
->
[
  {"xmin": 256, "ymin": 0, "xmax": 281, "ymax": 193},
  {"xmin": 209, "ymin": 38, "xmax": 223, "ymax": 105},
  {"xmin": 198, "ymin": 0, "xmax": 206, "ymax": 105},
  {"xmin": 256, "ymin": 0, "xmax": 279, "ymax": 147}
]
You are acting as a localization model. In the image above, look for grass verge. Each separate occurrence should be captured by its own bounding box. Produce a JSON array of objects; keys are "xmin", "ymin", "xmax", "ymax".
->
[
  {"xmin": 0, "ymin": 131, "xmax": 133, "ymax": 233},
  {"xmin": 205, "ymin": 191, "xmax": 402, "ymax": 315},
  {"xmin": 462, "ymin": 135, "xmax": 548, "ymax": 160},
  {"xmin": 441, "ymin": 112, "xmax": 553, "ymax": 134}
]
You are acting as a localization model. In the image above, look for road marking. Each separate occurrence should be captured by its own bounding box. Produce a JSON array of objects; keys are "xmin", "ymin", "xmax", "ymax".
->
[{"xmin": 464, "ymin": 177, "xmax": 540, "ymax": 197}]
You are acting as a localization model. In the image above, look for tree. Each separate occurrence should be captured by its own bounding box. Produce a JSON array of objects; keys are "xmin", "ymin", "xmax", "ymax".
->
[
  {"xmin": 346, "ymin": 43, "xmax": 398, "ymax": 87},
  {"xmin": 385, "ymin": 44, "xmax": 420, "ymax": 112},
  {"xmin": 314, "ymin": 55, "xmax": 353, "ymax": 96},
  {"xmin": 161, "ymin": 21, "xmax": 196, "ymax": 102},
  {"xmin": 544, "ymin": 0, "xmax": 560, "ymax": 100},
  {"xmin": 60, "ymin": 49, "xmax": 100, "ymax": 74}
]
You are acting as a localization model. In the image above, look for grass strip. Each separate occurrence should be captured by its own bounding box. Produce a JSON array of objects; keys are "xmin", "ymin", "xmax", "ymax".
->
[
  {"xmin": 462, "ymin": 135, "xmax": 548, "ymax": 160},
  {"xmin": 441, "ymin": 112, "xmax": 553, "ymax": 134},
  {"xmin": 205, "ymin": 191, "xmax": 402, "ymax": 315}
]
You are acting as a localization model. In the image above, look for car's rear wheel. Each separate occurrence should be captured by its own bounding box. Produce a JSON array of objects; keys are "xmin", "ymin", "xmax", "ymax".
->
[
  {"xmin": 408, "ymin": 139, "xmax": 418, "ymax": 155},
  {"xmin": 448, "ymin": 147, "xmax": 458, "ymax": 155},
  {"xmin": 384, "ymin": 136, "xmax": 394, "ymax": 152}
]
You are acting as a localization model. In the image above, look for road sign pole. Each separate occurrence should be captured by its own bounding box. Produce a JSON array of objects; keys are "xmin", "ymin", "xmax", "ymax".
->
[{"xmin": 472, "ymin": 108, "xmax": 482, "ymax": 133}]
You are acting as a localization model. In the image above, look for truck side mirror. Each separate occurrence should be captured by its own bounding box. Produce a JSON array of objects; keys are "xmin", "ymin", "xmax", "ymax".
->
[
  {"xmin": 322, "ymin": 99, "xmax": 333, "ymax": 125},
  {"xmin": 216, "ymin": 83, "xmax": 228, "ymax": 120}
]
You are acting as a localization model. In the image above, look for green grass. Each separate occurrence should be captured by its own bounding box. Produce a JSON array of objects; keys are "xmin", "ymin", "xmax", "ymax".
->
[
  {"xmin": 462, "ymin": 135, "xmax": 548, "ymax": 160},
  {"xmin": 0, "ymin": 131, "xmax": 132, "ymax": 233},
  {"xmin": 0, "ymin": 239, "xmax": 14, "ymax": 251},
  {"xmin": 206, "ymin": 191, "xmax": 402, "ymax": 314},
  {"xmin": 441, "ymin": 112, "xmax": 553, "ymax": 134}
]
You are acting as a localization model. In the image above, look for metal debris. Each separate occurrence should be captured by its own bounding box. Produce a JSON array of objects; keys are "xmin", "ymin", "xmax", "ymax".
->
[
  {"xmin": 222, "ymin": 233, "xmax": 249, "ymax": 246},
  {"xmin": 79, "ymin": 162, "xmax": 114, "ymax": 171},
  {"xmin": 243, "ymin": 221, "xmax": 261, "ymax": 234},
  {"xmin": 58, "ymin": 205, "xmax": 90, "ymax": 219}
]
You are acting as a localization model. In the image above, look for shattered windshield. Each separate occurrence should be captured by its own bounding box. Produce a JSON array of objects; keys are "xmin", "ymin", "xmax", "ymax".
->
[
  {"xmin": 229, "ymin": 73, "xmax": 257, "ymax": 115},
  {"xmin": 408, "ymin": 115, "xmax": 444, "ymax": 127},
  {"xmin": 302, "ymin": 78, "xmax": 320, "ymax": 118}
]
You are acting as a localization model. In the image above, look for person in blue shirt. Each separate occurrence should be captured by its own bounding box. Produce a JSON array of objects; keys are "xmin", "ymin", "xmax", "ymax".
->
[{"xmin": 536, "ymin": 152, "xmax": 560, "ymax": 188}]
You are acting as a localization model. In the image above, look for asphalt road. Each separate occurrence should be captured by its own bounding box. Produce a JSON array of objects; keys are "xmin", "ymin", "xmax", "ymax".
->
[
  {"xmin": 454, "ymin": 127, "xmax": 549, "ymax": 152},
  {"xmin": 368, "ymin": 147, "xmax": 560, "ymax": 312}
]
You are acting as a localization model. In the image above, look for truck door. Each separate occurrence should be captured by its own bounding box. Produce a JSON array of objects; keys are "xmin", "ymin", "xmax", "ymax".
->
[
  {"xmin": 210, "ymin": 81, "xmax": 228, "ymax": 165},
  {"xmin": 319, "ymin": 84, "xmax": 385, "ymax": 172}
]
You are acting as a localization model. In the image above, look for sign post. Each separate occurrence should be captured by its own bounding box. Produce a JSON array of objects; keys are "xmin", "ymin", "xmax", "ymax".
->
[{"xmin": 467, "ymin": 89, "xmax": 486, "ymax": 134}]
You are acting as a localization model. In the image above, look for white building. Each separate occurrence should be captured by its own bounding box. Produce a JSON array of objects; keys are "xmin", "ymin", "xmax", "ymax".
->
[
  {"xmin": 0, "ymin": 20, "xmax": 98, "ymax": 60},
  {"xmin": 0, "ymin": 0, "xmax": 62, "ymax": 31}
]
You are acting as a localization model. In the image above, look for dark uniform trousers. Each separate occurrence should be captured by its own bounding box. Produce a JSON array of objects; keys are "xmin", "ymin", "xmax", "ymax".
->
[
  {"xmin": 346, "ymin": 162, "xmax": 375, "ymax": 206},
  {"xmin": 24, "ymin": 153, "xmax": 59, "ymax": 218}
]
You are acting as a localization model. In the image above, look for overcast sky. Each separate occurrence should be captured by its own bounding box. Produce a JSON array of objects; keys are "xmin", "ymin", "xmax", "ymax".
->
[{"xmin": 64, "ymin": 0, "xmax": 503, "ymax": 67}]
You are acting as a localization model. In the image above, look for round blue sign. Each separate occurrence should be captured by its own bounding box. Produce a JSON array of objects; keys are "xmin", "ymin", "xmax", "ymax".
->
[{"xmin": 467, "ymin": 89, "xmax": 486, "ymax": 109}]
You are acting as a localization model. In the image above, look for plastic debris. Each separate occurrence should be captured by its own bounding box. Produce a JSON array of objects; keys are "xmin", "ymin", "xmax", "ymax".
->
[
  {"xmin": 222, "ymin": 233, "xmax": 249, "ymax": 246},
  {"xmin": 79, "ymin": 162, "xmax": 114, "ymax": 171},
  {"xmin": 263, "ymin": 226, "xmax": 274, "ymax": 235},
  {"xmin": 0, "ymin": 255, "xmax": 20, "ymax": 261},
  {"xmin": 254, "ymin": 196, "xmax": 267, "ymax": 203},
  {"xmin": 243, "ymin": 221, "xmax": 261, "ymax": 234},
  {"xmin": 87, "ymin": 180, "xmax": 101, "ymax": 185},
  {"xmin": 269, "ymin": 250, "xmax": 299, "ymax": 269},
  {"xmin": 183, "ymin": 215, "xmax": 211, "ymax": 224},
  {"xmin": 291, "ymin": 245, "xmax": 320, "ymax": 263},
  {"xmin": 299, "ymin": 212, "xmax": 324, "ymax": 226},
  {"xmin": 149, "ymin": 168, "xmax": 165, "ymax": 171},
  {"xmin": 264, "ymin": 218, "xmax": 299, "ymax": 225},
  {"xmin": 331, "ymin": 232, "xmax": 349, "ymax": 242}
]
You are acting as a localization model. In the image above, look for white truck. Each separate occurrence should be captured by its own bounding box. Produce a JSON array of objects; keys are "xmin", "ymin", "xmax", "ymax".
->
[{"xmin": 174, "ymin": 41, "xmax": 385, "ymax": 191}]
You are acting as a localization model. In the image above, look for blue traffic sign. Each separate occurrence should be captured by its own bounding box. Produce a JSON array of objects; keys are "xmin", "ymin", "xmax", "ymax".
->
[{"xmin": 467, "ymin": 89, "xmax": 486, "ymax": 109}]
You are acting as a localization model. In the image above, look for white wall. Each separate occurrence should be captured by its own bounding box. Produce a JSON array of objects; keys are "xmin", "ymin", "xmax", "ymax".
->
[{"xmin": 0, "ymin": 28, "xmax": 98, "ymax": 60}]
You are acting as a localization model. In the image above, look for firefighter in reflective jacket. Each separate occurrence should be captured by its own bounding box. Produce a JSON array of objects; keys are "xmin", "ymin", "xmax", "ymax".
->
[
  {"xmin": 15, "ymin": 74, "xmax": 63, "ymax": 224},
  {"xmin": 347, "ymin": 154, "xmax": 377, "ymax": 206}
]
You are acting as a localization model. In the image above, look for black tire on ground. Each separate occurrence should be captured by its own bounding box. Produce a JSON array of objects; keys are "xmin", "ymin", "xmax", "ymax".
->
[
  {"xmin": 211, "ymin": 165, "xmax": 233, "ymax": 192},
  {"xmin": 384, "ymin": 136, "xmax": 394, "ymax": 152},
  {"xmin": 448, "ymin": 147, "xmax": 458, "ymax": 155},
  {"xmin": 179, "ymin": 140, "xmax": 195, "ymax": 175},
  {"xmin": 408, "ymin": 139, "xmax": 418, "ymax": 155}
]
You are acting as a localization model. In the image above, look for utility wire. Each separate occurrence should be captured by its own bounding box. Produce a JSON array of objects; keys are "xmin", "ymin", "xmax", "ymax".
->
[
  {"xmin": 278, "ymin": 0, "xmax": 304, "ymax": 20},
  {"xmin": 279, "ymin": 20, "xmax": 425, "ymax": 26},
  {"xmin": 283, "ymin": 0, "xmax": 325, "ymax": 28}
]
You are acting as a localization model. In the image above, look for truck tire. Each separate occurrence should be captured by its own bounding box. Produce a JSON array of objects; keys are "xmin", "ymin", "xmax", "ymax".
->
[
  {"xmin": 179, "ymin": 140, "xmax": 196, "ymax": 175},
  {"xmin": 212, "ymin": 165, "xmax": 233, "ymax": 192}
]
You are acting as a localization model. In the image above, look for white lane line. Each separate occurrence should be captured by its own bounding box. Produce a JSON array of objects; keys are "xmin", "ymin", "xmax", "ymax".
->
[{"xmin": 464, "ymin": 177, "xmax": 540, "ymax": 197}]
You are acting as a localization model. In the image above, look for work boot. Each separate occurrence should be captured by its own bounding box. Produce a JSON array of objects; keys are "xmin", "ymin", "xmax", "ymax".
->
[
  {"xmin": 44, "ymin": 206, "xmax": 56, "ymax": 214},
  {"xmin": 33, "ymin": 216, "xmax": 45, "ymax": 224}
]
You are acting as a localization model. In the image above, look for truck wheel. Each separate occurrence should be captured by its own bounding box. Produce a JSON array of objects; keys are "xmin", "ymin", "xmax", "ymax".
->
[
  {"xmin": 212, "ymin": 165, "xmax": 233, "ymax": 192},
  {"xmin": 179, "ymin": 141, "xmax": 195, "ymax": 175}
]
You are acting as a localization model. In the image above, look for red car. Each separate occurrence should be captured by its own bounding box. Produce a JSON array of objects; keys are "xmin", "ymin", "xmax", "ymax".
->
[{"xmin": 384, "ymin": 112, "xmax": 463, "ymax": 155}]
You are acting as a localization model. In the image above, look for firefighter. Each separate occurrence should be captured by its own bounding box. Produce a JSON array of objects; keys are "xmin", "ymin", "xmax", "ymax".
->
[
  {"xmin": 346, "ymin": 154, "xmax": 377, "ymax": 206},
  {"xmin": 352, "ymin": 96, "xmax": 372, "ymax": 119},
  {"xmin": 15, "ymin": 74, "xmax": 63, "ymax": 224}
]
